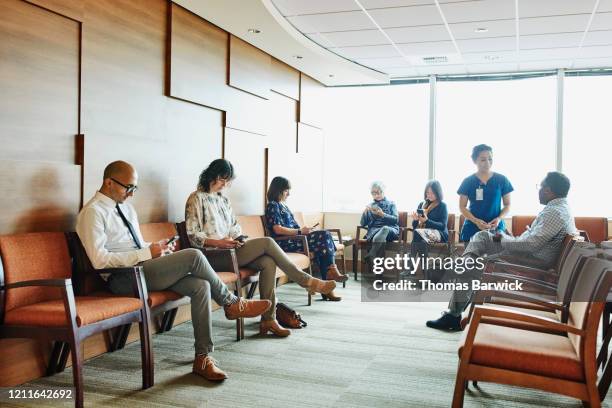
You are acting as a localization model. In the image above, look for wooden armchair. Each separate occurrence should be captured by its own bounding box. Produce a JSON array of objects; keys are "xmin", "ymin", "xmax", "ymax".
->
[
  {"xmin": 352, "ymin": 211, "xmax": 408, "ymax": 280},
  {"xmin": 453, "ymin": 256, "xmax": 612, "ymax": 408},
  {"xmin": 175, "ymin": 221, "xmax": 247, "ymax": 340},
  {"xmin": 465, "ymin": 245, "xmax": 598, "ymax": 332},
  {"xmin": 0, "ymin": 232, "xmax": 153, "ymax": 408},
  {"xmin": 286, "ymin": 212, "xmax": 347, "ymax": 288}
]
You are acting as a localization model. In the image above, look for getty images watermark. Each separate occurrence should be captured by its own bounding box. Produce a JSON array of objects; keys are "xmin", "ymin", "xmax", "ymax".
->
[{"xmin": 361, "ymin": 251, "xmax": 526, "ymax": 302}]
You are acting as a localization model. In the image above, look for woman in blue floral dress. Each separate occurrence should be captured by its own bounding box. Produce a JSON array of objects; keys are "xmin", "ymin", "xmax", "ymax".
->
[{"xmin": 265, "ymin": 177, "xmax": 348, "ymax": 301}]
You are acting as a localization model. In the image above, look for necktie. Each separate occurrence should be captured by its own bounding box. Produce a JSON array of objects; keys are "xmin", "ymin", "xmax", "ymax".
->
[{"xmin": 115, "ymin": 203, "xmax": 143, "ymax": 249}]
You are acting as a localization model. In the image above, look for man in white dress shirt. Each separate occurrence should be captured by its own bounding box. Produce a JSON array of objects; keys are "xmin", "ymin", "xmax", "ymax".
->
[{"xmin": 76, "ymin": 161, "xmax": 271, "ymax": 381}]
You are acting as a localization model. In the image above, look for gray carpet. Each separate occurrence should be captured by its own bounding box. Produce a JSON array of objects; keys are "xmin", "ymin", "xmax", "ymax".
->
[{"xmin": 7, "ymin": 281, "xmax": 610, "ymax": 407}]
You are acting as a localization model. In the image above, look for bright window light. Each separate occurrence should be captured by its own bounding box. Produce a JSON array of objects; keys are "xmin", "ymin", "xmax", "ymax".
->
[
  {"xmin": 322, "ymin": 83, "xmax": 430, "ymax": 212},
  {"xmin": 563, "ymin": 75, "xmax": 612, "ymax": 217}
]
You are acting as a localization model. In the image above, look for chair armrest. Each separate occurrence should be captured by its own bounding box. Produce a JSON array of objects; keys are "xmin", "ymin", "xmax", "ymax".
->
[
  {"xmin": 99, "ymin": 265, "xmax": 143, "ymax": 275},
  {"xmin": 356, "ymin": 226, "xmax": 368, "ymax": 240},
  {"xmin": 472, "ymin": 286, "xmax": 563, "ymax": 313},
  {"xmin": 399, "ymin": 227, "xmax": 411, "ymax": 243},
  {"xmin": 274, "ymin": 235, "xmax": 310, "ymax": 257},
  {"xmin": 326, "ymin": 228, "xmax": 342, "ymax": 242},
  {"xmin": 484, "ymin": 272, "xmax": 557, "ymax": 293},
  {"xmin": 1, "ymin": 278, "xmax": 72, "ymax": 290},
  {"xmin": 473, "ymin": 305, "xmax": 583, "ymax": 335},
  {"xmin": 485, "ymin": 261, "xmax": 558, "ymax": 284}
]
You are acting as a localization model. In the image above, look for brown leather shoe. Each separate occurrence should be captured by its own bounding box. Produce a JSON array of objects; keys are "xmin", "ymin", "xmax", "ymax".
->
[
  {"xmin": 326, "ymin": 264, "xmax": 348, "ymax": 283},
  {"xmin": 260, "ymin": 319, "xmax": 291, "ymax": 337},
  {"xmin": 224, "ymin": 298, "xmax": 271, "ymax": 320},
  {"xmin": 321, "ymin": 290, "xmax": 342, "ymax": 301},
  {"xmin": 192, "ymin": 354, "xmax": 228, "ymax": 381},
  {"xmin": 305, "ymin": 277, "xmax": 336, "ymax": 295}
]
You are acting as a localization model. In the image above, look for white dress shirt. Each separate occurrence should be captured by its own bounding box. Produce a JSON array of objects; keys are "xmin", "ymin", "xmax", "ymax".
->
[{"xmin": 76, "ymin": 191, "xmax": 151, "ymax": 272}]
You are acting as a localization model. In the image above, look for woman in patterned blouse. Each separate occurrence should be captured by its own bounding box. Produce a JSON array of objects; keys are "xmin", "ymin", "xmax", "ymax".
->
[
  {"xmin": 265, "ymin": 177, "xmax": 348, "ymax": 302},
  {"xmin": 185, "ymin": 159, "xmax": 336, "ymax": 337}
]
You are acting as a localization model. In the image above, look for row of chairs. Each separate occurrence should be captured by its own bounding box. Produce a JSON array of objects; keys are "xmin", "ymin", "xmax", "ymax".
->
[
  {"xmin": 453, "ymin": 238, "xmax": 612, "ymax": 407},
  {"xmin": 352, "ymin": 213, "xmax": 609, "ymax": 278},
  {"xmin": 0, "ymin": 214, "xmax": 327, "ymax": 408}
]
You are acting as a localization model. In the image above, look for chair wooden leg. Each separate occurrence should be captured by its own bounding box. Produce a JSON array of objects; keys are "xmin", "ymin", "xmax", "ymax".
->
[
  {"xmin": 46, "ymin": 341, "xmax": 64, "ymax": 376},
  {"xmin": 57, "ymin": 342, "xmax": 70, "ymax": 373},
  {"xmin": 138, "ymin": 309, "xmax": 154, "ymax": 389},
  {"xmin": 68, "ymin": 338, "xmax": 84, "ymax": 408},
  {"xmin": 451, "ymin": 370, "xmax": 467, "ymax": 408},
  {"xmin": 352, "ymin": 245, "xmax": 358, "ymax": 281},
  {"xmin": 598, "ymin": 357, "xmax": 612, "ymax": 400},
  {"xmin": 159, "ymin": 311, "xmax": 171, "ymax": 333},
  {"xmin": 164, "ymin": 308, "xmax": 178, "ymax": 332}
]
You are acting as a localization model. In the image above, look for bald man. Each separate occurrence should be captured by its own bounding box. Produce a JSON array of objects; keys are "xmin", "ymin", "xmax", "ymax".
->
[{"xmin": 76, "ymin": 160, "xmax": 271, "ymax": 381}]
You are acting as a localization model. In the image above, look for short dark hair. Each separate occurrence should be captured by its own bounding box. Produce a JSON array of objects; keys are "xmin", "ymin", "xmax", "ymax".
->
[
  {"xmin": 543, "ymin": 171, "xmax": 570, "ymax": 198},
  {"xmin": 471, "ymin": 144, "xmax": 493, "ymax": 162},
  {"xmin": 198, "ymin": 159, "xmax": 235, "ymax": 192},
  {"xmin": 424, "ymin": 180, "xmax": 444, "ymax": 202},
  {"xmin": 267, "ymin": 176, "xmax": 291, "ymax": 202}
]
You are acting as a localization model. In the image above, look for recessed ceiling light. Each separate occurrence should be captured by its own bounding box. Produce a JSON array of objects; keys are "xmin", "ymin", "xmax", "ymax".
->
[
  {"xmin": 294, "ymin": 55, "xmax": 303, "ymax": 59},
  {"xmin": 329, "ymin": 74, "xmax": 334, "ymax": 78},
  {"xmin": 247, "ymin": 28, "xmax": 261, "ymax": 34},
  {"xmin": 475, "ymin": 27, "xmax": 488, "ymax": 33},
  {"xmin": 484, "ymin": 55, "xmax": 500, "ymax": 61}
]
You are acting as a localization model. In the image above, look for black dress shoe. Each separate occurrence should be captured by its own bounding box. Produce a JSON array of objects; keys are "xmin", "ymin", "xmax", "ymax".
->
[{"xmin": 426, "ymin": 312, "xmax": 462, "ymax": 331}]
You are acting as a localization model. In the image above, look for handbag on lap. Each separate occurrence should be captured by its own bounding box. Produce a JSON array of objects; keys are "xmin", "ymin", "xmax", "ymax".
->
[{"xmin": 276, "ymin": 303, "xmax": 307, "ymax": 328}]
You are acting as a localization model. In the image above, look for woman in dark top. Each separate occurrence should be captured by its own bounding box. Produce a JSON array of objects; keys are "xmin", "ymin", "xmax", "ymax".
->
[
  {"xmin": 265, "ymin": 177, "xmax": 348, "ymax": 301},
  {"xmin": 411, "ymin": 180, "xmax": 448, "ymax": 244},
  {"xmin": 458, "ymin": 144, "xmax": 513, "ymax": 242}
]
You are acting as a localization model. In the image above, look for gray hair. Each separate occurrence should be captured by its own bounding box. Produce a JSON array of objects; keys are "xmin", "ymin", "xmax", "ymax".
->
[{"xmin": 370, "ymin": 181, "xmax": 385, "ymax": 193}]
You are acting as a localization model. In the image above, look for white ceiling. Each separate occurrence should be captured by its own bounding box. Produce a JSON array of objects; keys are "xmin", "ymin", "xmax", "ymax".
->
[{"xmin": 272, "ymin": 0, "xmax": 612, "ymax": 79}]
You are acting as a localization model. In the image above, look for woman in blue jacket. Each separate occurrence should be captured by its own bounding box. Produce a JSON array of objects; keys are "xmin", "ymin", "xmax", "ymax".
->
[{"xmin": 361, "ymin": 181, "xmax": 399, "ymax": 261}]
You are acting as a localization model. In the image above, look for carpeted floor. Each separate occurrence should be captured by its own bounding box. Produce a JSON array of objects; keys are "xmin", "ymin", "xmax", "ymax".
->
[{"xmin": 8, "ymin": 280, "xmax": 610, "ymax": 407}]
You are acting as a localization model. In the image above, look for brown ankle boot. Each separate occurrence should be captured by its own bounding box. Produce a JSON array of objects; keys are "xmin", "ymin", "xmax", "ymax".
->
[
  {"xmin": 193, "ymin": 354, "xmax": 228, "ymax": 381},
  {"xmin": 326, "ymin": 264, "xmax": 348, "ymax": 283},
  {"xmin": 321, "ymin": 290, "xmax": 342, "ymax": 301},
  {"xmin": 260, "ymin": 319, "xmax": 291, "ymax": 337},
  {"xmin": 305, "ymin": 277, "xmax": 336, "ymax": 295},
  {"xmin": 224, "ymin": 298, "xmax": 271, "ymax": 320}
]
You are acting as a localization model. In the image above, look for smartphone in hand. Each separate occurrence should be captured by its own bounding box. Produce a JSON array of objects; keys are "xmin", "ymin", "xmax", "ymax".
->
[
  {"xmin": 166, "ymin": 235, "xmax": 179, "ymax": 245},
  {"xmin": 235, "ymin": 235, "xmax": 248, "ymax": 243}
]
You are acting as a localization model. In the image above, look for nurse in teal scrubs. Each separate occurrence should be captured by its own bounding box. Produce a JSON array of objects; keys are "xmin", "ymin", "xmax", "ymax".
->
[{"xmin": 458, "ymin": 144, "xmax": 513, "ymax": 242}]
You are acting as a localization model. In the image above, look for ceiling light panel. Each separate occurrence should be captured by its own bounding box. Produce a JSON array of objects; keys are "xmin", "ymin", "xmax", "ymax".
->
[
  {"xmin": 330, "ymin": 44, "xmax": 401, "ymax": 59},
  {"xmin": 271, "ymin": 0, "xmax": 358, "ymax": 16},
  {"xmin": 287, "ymin": 11, "xmax": 376, "ymax": 33},
  {"xmin": 449, "ymin": 19, "xmax": 516, "ymax": 39},
  {"xmin": 456, "ymin": 36, "xmax": 516, "ymax": 53},
  {"xmin": 307, "ymin": 29, "xmax": 389, "ymax": 47},
  {"xmin": 440, "ymin": 0, "xmax": 516, "ymax": 24},
  {"xmin": 367, "ymin": 4, "xmax": 444, "ymax": 28},
  {"xmin": 397, "ymin": 40, "xmax": 457, "ymax": 55},
  {"xmin": 386, "ymin": 24, "xmax": 453, "ymax": 43}
]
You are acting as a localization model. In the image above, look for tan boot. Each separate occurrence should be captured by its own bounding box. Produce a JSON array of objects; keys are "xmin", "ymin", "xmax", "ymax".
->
[
  {"xmin": 193, "ymin": 354, "xmax": 228, "ymax": 381},
  {"xmin": 326, "ymin": 264, "xmax": 348, "ymax": 283},
  {"xmin": 321, "ymin": 290, "xmax": 342, "ymax": 301},
  {"xmin": 224, "ymin": 298, "xmax": 271, "ymax": 320},
  {"xmin": 305, "ymin": 277, "xmax": 336, "ymax": 295},
  {"xmin": 260, "ymin": 319, "xmax": 291, "ymax": 337}
]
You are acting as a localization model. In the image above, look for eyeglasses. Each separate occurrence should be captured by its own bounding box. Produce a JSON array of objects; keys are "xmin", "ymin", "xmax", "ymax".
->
[
  {"xmin": 371, "ymin": 190, "xmax": 382, "ymax": 195},
  {"xmin": 111, "ymin": 177, "xmax": 138, "ymax": 194}
]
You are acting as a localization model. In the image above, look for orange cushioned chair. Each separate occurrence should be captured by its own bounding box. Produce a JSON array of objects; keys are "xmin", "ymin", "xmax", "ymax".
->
[
  {"xmin": 512, "ymin": 215, "xmax": 609, "ymax": 244},
  {"xmin": 453, "ymin": 256, "xmax": 612, "ymax": 408},
  {"xmin": 0, "ymin": 232, "xmax": 153, "ymax": 408},
  {"xmin": 176, "ymin": 221, "xmax": 249, "ymax": 340}
]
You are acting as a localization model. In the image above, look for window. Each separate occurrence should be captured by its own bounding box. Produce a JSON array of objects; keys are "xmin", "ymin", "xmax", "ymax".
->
[
  {"xmin": 435, "ymin": 76, "xmax": 557, "ymax": 215},
  {"xmin": 322, "ymin": 83, "xmax": 430, "ymax": 212},
  {"xmin": 563, "ymin": 75, "xmax": 612, "ymax": 217}
]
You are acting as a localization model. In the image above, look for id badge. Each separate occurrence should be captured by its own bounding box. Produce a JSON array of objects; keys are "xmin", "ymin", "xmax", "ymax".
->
[{"xmin": 475, "ymin": 187, "xmax": 484, "ymax": 201}]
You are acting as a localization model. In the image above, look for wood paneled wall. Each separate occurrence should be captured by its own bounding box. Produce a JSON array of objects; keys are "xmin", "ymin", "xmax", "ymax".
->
[{"xmin": 0, "ymin": 0, "xmax": 328, "ymax": 386}]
